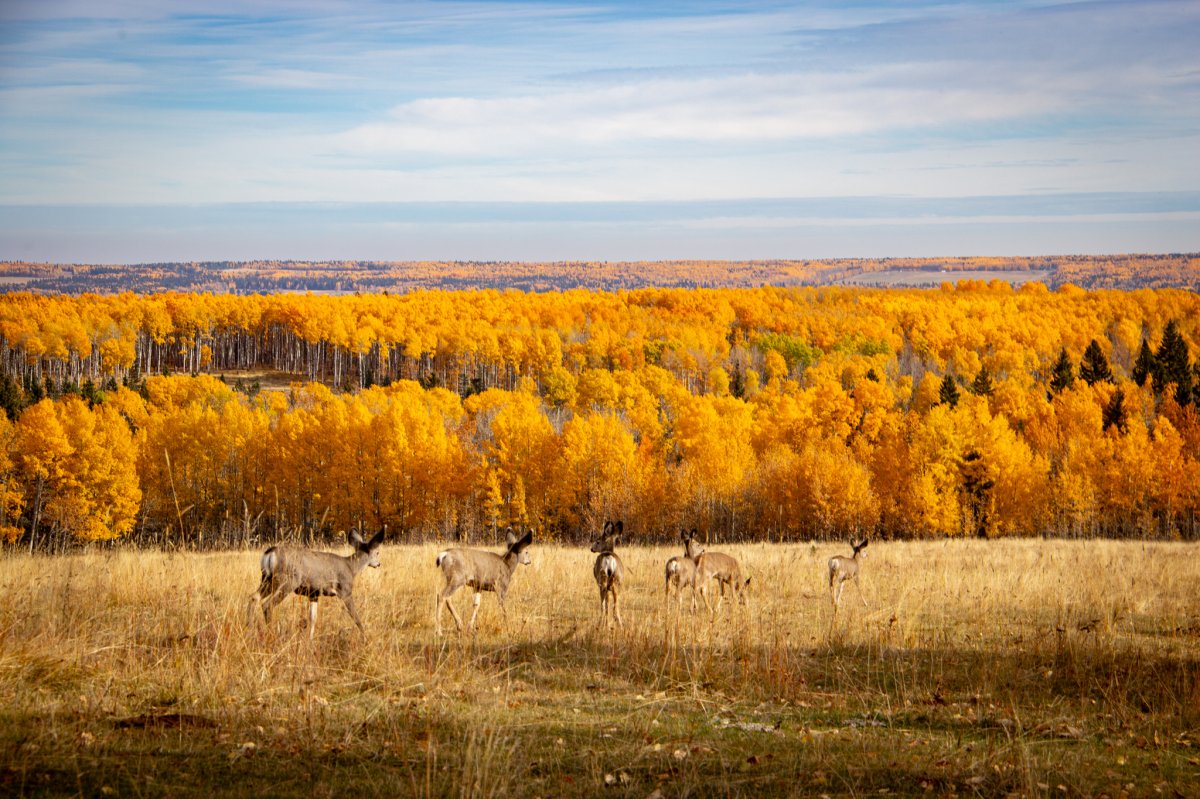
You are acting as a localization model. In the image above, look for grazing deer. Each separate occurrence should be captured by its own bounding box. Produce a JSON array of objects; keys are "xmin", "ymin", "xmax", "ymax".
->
[
  {"xmin": 591, "ymin": 520, "xmax": 625, "ymax": 628},
  {"xmin": 435, "ymin": 527, "xmax": 534, "ymax": 634},
  {"xmin": 828, "ymin": 537, "xmax": 869, "ymax": 608},
  {"xmin": 664, "ymin": 529, "xmax": 704, "ymax": 611},
  {"xmin": 251, "ymin": 527, "xmax": 385, "ymax": 640},
  {"xmin": 695, "ymin": 543, "xmax": 750, "ymax": 615}
]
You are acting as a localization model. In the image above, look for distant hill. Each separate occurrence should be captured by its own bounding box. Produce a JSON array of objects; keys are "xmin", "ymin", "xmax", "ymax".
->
[{"xmin": 0, "ymin": 253, "xmax": 1196, "ymax": 294}]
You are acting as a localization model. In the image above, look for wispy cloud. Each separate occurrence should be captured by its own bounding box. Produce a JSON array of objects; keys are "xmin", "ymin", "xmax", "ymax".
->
[
  {"xmin": 0, "ymin": 1, "xmax": 1197, "ymax": 257},
  {"xmin": 335, "ymin": 68, "xmax": 1068, "ymax": 158}
]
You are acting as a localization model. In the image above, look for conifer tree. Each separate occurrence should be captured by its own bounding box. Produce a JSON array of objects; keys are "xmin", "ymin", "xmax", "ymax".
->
[
  {"xmin": 0, "ymin": 373, "xmax": 24, "ymax": 421},
  {"xmin": 1153, "ymin": 319, "xmax": 1192, "ymax": 406},
  {"xmin": 1078, "ymin": 339, "xmax": 1113, "ymax": 385},
  {"xmin": 969, "ymin": 365, "xmax": 993, "ymax": 396},
  {"xmin": 1132, "ymin": 339, "xmax": 1154, "ymax": 387},
  {"xmin": 1049, "ymin": 348, "xmax": 1075, "ymax": 395},
  {"xmin": 1102, "ymin": 387, "xmax": 1127, "ymax": 433},
  {"xmin": 938, "ymin": 372, "xmax": 960, "ymax": 408}
]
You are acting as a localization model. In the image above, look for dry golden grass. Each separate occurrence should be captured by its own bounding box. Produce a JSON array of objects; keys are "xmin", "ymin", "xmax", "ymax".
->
[{"xmin": 1, "ymin": 539, "xmax": 1198, "ymax": 798}]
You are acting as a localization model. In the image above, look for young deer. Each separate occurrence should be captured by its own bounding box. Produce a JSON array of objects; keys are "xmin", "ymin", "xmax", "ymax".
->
[
  {"xmin": 695, "ymin": 543, "xmax": 751, "ymax": 615},
  {"xmin": 251, "ymin": 527, "xmax": 385, "ymax": 639},
  {"xmin": 828, "ymin": 537, "xmax": 869, "ymax": 608},
  {"xmin": 664, "ymin": 529, "xmax": 704, "ymax": 611},
  {"xmin": 435, "ymin": 527, "xmax": 534, "ymax": 634},
  {"xmin": 591, "ymin": 520, "xmax": 625, "ymax": 628}
]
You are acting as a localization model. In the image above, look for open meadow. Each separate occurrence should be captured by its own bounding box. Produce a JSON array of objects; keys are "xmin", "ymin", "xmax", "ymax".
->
[{"xmin": 1, "ymin": 539, "xmax": 1198, "ymax": 798}]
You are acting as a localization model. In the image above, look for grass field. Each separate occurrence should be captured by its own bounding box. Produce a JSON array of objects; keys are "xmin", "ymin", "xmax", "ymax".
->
[{"xmin": 1, "ymin": 539, "xmax": 1197, "ymax": 798}]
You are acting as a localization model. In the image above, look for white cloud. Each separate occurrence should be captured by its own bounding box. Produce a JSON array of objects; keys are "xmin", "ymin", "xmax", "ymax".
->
[{"xmin": 332, "ymin": 68, "xmax": 1065, "ymax": 159}]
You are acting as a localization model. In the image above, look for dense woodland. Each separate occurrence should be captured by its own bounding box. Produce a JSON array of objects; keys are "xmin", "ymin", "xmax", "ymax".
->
[
  {"xmin": 0, "ymin": 281, "xmax": 1198, "ymax": 550},
  {"xmin": 1, "ymin": 253, "xmax": 1197, "ymax": 294}
]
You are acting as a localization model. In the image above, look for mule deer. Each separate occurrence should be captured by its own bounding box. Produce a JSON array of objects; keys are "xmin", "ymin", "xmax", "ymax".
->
[
  {"xmin": 435, "ymin": 527, "xmax": 534, "ymax": 634},
  {"xmin": 828, "ymin": 537, "xmax": 869, "ymax": 608},
  {"xmin": 664, "ymin": 529, "xmax": 704, "ymax": 611},
  {"xmin": 591, "ymin": 520, "xmax": 625, "ymax": 628},
  {"xmin": 695, "ymin": 544, "xmax": 750, "ymax": 615},
  {"xmin": 251, "ymin": 527, "xmax": 385, "ymax": 639}
]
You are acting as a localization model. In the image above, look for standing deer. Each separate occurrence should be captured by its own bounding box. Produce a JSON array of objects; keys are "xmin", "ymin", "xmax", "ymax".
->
[
  {"xmin": 664, "ymin": 529, "xmax": 704, "ymax": 611},
  {"xmin": 251, "ymin": 527, "xmax": 385, "ymax": 640},
  {"xmin": 591, "ymin": 520, "xmax": 625, "ymax": 628},
  {"xmin": 695, "ymin": 542, "xmax": 751, "ymax": 615},
  {"xmin": 435, "ymin": 527, "xmax": 534, "ymax": 634},
  {"xmin": 828, "ymin": 537, "xmax": 869, "ymax": 608}
]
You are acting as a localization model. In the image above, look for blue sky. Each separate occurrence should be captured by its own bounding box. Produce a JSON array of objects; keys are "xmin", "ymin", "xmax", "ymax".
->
[{"xmin": 1, "ymin": 0, "xmax": 1197, "ymax": 263}]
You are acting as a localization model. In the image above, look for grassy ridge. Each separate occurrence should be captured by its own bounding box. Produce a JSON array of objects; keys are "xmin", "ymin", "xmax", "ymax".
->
[{"xmin": 1, "ymin": 540, "xmax": 1197, "ymax": 797}]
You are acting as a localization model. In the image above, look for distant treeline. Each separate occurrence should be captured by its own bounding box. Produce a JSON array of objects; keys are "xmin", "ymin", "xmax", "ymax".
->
[{"xmin": 1, "ymin": 253, "xmax": 1197, "ymax": 295}]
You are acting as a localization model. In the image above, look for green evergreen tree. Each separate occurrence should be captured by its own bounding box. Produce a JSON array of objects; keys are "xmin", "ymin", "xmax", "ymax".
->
[
  {"xmin": 1078, "ymin": 339, "xmax": 1113, "ymax": 385},
  {"xmin": 0, "ymin": 373, "xmax": 24, "ymax": 420},
  {"xmin": 1049, "ymin": 347, "xmax": 1075, "ymax": 395},
  {"xmin": 969, "ymin": 365, "xmax": 994, "ymax": 396},
  {"xmin": 1153, "ymin": 319, "xmax": 1192, "ymax": 406},
  {"xmin": 81, "ymin": 378, "xmax": 99, "ymax": 407},
  {"xmin": 938, "ymin": 372, "xmax": 960, "ymax": 408},
  {"xmin": 1102, "ymin": 387, "xmax": 1128, "ymax": 433},
  {"xmin": 1131, "ymin": 339, "xmax": 1154, "ymax": 387}
]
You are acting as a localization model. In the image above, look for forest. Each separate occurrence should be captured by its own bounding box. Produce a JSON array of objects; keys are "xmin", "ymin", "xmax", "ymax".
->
[{"xmin": 0, "ymin": 281, "xmax": 1198, "ymax": 549}]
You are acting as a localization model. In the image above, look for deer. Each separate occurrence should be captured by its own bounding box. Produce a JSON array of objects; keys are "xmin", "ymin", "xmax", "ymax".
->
[
  {"xmin": 828, "ymin": 537, "xmax": 869, "ymax": 609},
  {"xmin": 250, "ymin": 527, "xmax": 385, "ymax": 640},
  {"xmin": 435, "ymin": 527, "xmax": 534, "ymax": 634},
  {"xmin": 591, "ymin": 520, "xmax": 625, "ymax": 628},
  {"xmin": 695, "ymin": 541, "xmax": 751, "ymax": 615},
  {"xmin": 664, "ymin": 529, "xmax": 704, "ymax": 612}
]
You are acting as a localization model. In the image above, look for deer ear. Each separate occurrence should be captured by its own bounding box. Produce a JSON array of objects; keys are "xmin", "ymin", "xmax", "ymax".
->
[
  {"xmin": 505, "ymin": 526, "xmax": 517, "ymax": 545},
  {"xmin": 348, "ymin": 529, "xmax": 363, "ymax": 546},
  {"xmin": 603, "ymin": 521, "xmax": 613, "ymax": 536},
  {"xmin": 368, "ymin": 528, "xmax": 386, "ymax": 548},
  {"xmin": 615, "ymin": 521, "xmax": 624, "ymax": 536},
  {"xmin": 517, "ymin": 529, "xmax": 533, "ymax": 549}
]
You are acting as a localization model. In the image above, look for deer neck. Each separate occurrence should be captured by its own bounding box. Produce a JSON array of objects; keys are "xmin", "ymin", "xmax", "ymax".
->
[
  {"xmin": 502, "ymin": 550, "xmax": 524, "ymax": 576},
  {"xmin": 347, "ymin": 549, "xmax": 373, "ymax": 576}
]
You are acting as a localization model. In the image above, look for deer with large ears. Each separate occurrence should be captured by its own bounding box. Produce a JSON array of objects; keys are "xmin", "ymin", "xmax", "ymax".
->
[
  {"xmin": 435, "ymin": 527, "xmax": 534, "ymax": 634},
  {"xmin": 251, "ymin": 527, "xmax": 386, "ymax": 639},
  {"xmin": 664, "ymin": 529, "xmax": 704, "ymax": 612},
  {"xmin": 828, "ymin": 537, "xmax": 869, "ymax": 608},
  {"xmin": 591, "ymin": 520, "xmax": 625, "ymax": 628}
]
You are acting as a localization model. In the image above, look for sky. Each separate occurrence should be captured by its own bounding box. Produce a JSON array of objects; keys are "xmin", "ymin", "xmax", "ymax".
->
[{"xmin": 0, "ymin": 0, "xmax": 1197, "ymax": 263}]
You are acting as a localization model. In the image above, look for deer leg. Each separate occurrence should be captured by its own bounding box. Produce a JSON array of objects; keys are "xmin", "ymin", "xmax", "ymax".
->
[
  {"xmin": 341, "ymin": 593, "xmax": 366, "ymax": 636},
  {"xmin": 439, "ymin": 587, "xmax": 464, "ymax": 633},
  {"xmin": 261, "ymin": 582, "xmax": 291, "ymax": 624},
  {"xmin": 307, "ymin": 600, "xmax": 318, "ymax": 640},
  {"xmin": 599, "ymin": 584, "xmax": 610, "ymax": 626},
  {"xmin": 700, "ymin": 582, "xmax": 715, "ymax": 615},
  {"xmin": 466, "ymin": 591, "xmax": 482, "ymax": 631}
]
